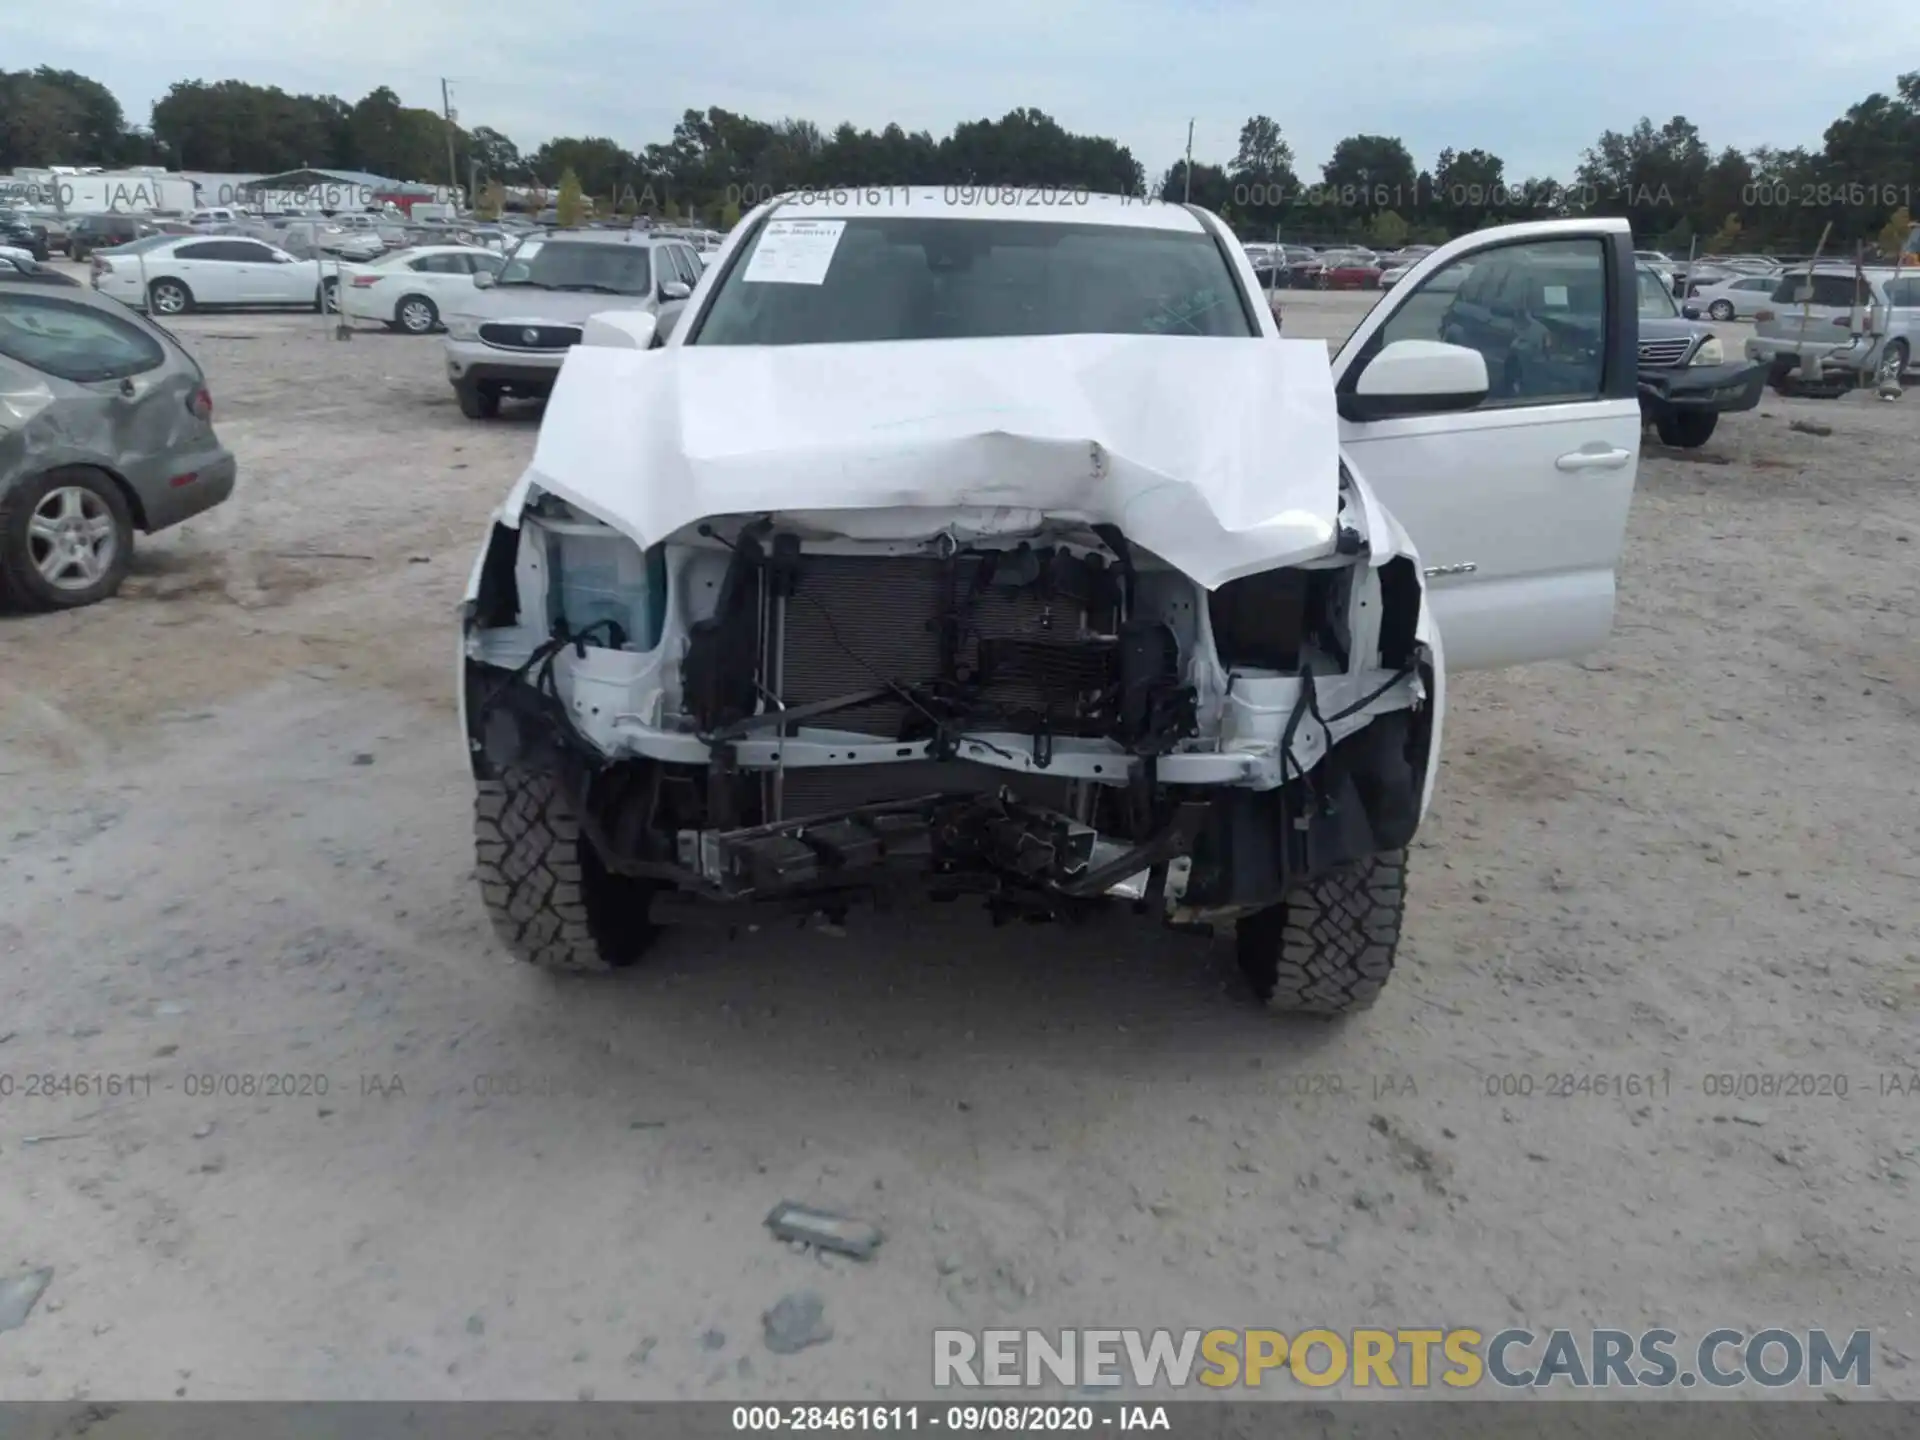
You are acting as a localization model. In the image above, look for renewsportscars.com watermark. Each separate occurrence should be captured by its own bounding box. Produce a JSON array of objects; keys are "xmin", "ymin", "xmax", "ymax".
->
[{"xmin": 934, "ymin": 1327, "xmax": 1873, "ymax": 1391}]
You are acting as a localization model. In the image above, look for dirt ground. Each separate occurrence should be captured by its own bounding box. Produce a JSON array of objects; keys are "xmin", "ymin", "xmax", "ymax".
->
[{"xmin": 1, "ymin": 280, "xmax": 1916, "ymax": 1402}]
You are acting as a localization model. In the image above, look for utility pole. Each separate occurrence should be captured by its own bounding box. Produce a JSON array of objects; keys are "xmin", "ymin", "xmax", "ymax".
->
[
  {"xmin": 441, "ymin": 78, "xmax": 460, "ymax": 204},
  {"xmin": 1183, "ymin": 120, "xmax": 1194, "ymax": 204}
]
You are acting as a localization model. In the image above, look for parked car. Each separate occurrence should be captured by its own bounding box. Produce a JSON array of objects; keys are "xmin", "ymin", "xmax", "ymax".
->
[
  {"xmin": 90, "ymin": 234, "xmax": 330, "ymax": 315},
  {"xmin": 1378, "ymin": 258, "xmax": 1417, "ymax": 289},
  {"xmin": 0, "ymin": 253, "xmax": 81, "ymax": 286},
  {"xmin": 337, "ymin": 245, "xmax": 507, "ymax": 333},
  {"xmin": 0, "ymin": 281, "xmax": 236, "ymax": 610},
  {"xmin": 1747, "ymin": 265, "xmax": 1918, "ymax": 391},
  {"xmin": 1685, "ymin": 272, "xmax": 1778, "ymax": 320},
  {"xmin": 456, "ymin": 194, "xmax": 1643, "ymax": 1019},
  {"xmin": 16, "ymin": 211, "xmax": 71, "ymax": 256},
  {"xmin": 1632, "ymin": 265, "xmax": 1765, "ymax": 447},
  {"xmin": 1320, "ymin": 252, "xmax": 1384, "ymax": 289},
  {"xmin": 269, "ymin": 220, "xmax": 387, "ymax": 264},
  {"xmin": 443, "ymin": 230, "xmax": 704, "ymax": 419},
  {"xmin": 1634, "ymin": 248, "xmax": 1676, "ymax": 271},
  {"xmin": 66, "ymin": 213, "xmax": 156, "ymax": 260},
  {"xmin": 190, "ymin": 207, "xmax": 241, "ymax": 226},
  {"xmin": 0, "ymin": 214, "xmax": 49, "ymax": 261}
]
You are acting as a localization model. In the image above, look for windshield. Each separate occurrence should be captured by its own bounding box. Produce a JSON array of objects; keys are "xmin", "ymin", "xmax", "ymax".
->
[
  {"xmin": 497, "ymin": 237, "xmax": 651, "ymax": 293},
  {"xmin": 693, "ymin": 217, "xmax": 1255, "ymax": 345},
  {"xmin": 1636, "ymin": 267, "xmax": 1679, "ymax": 318}
]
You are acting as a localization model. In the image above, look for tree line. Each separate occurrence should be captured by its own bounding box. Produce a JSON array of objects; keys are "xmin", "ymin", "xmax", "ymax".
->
[{"xmin": 4, "ymin": 65, "xmax": 1918, "ymax": 251}]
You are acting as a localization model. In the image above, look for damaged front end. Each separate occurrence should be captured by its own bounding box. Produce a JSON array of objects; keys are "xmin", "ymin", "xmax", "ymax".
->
[{"xmin": 462, "ymin": 474, "xmax": 1437, "ymax": 928}]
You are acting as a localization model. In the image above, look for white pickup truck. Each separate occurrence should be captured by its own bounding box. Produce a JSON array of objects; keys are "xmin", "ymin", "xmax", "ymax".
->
[{"xmin": 458, "ymin": 193, "xmax": 1641, "ymax": 1015}]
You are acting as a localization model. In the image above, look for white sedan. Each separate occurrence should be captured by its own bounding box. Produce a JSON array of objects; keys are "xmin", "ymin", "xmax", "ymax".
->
[
  {"xmin": 336, "ymin": 245, "xmax": 506, "ymax": 334},
  {"xmin": 90, "ymin": 235, "xmax": 326, "ymax": 314}
]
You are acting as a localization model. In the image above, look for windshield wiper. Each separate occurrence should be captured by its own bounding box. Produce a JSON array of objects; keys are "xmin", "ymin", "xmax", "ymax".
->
[
  {"xmin": 550, "ymin": 282, "xmax": 634, "ymax": 294},
  {"xmin": 496, "ymin": 279, "xmax": 553, "ymax": 289}
]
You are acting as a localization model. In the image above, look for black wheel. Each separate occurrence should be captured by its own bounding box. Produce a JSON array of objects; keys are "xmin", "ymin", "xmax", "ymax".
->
[
  {"xmin": 1875, "ymin": 339, "xmax": 1908, "ymax": 387},
  {"xmin": 1234, "ymin": 851, "xmax": 1407, "ymax": 1016},
  {"xmin": 455, "ymin": 382, "xmax": 500, "ymax": 420},
  {"xmin": 0, "ymin": 467, "xmax": 135, "ymax": 611},
  {"xmin": 1708, "ymin": 299, "xmax": 1735, "ymax": 321},
  {"xmin": 147, "ymin": 278, "xmax": 192, "ymax": 316},
  {"xmin": 473, "ymin": 765, "xmax": 659, "ymax": 972},
  {"xmin": 1654, "ymin": 410, "xmax": 1718, "ymax": 448},
  {"xmin": 395, "ymin": 294, "xmax": 439, "ymax": 334}
]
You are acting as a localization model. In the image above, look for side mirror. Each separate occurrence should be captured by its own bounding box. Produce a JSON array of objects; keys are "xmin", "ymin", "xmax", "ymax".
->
[
  {"xmin": 661, "ymin": 280, "xmax": 691, "ymax": 301},
  {"xmin": 1681, "ymin": 303, "xmax": 1702, "ymax": 320},
  {"xmin": 1340, "ymin": 339, "xmax": 1489, "ymax": 422},
  {"xmin": 581, "ymin": 310, "xmax": 659, "ymax": 349},
  {"xmin": 472, "ymin": 270, "xmax": 495, "ymax": 289}
]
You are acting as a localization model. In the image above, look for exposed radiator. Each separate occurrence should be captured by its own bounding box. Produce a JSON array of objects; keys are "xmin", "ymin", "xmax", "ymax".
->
[
  {"xmin": 773, "ymin": 554, "xmax": 1088, "ymax": 820},
  {"xmin": 778, "ymin": 554, "xmax": 1093, "ymax": 738}
]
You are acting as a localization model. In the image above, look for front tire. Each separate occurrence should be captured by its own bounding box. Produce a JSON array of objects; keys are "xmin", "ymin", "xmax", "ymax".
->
[
  {"xmin": 1876, "ymin": 339, "xmax": 1908, "ymax": 386},
  {"xmin": 148, "ymin": 278, "xmax": 191, "ymax": 315},
  {"xmin": 1235, "ymin": 851, "xmax": 1407, "ymax": 1016},
  {"xmin": 1708, "ymin": 299, "xmax": 1734, "ymax": 321},
  {"xmin": 396, "ymin": 294, "xmax": 439, "ymax": 334},
  {"xmin": 0, "ymin": 467, "xmax": 135, "ymax": 611},
  {"xmin": 1655, "ymin": 410, "xmax": 1718, "ymax": 448},
  {"xmin": 474, "ymin": 766, "xmax": 658, "ymax": 973},
  {"xmin": 455, "ymin": 381, "xmax": 500, "ymax": 420}
]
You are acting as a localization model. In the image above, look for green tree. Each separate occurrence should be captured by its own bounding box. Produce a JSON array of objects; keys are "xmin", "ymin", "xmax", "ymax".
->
[
  {"xmin": 555, "ymin": 167, "xmax": 585, "ymax": 226},
  {"xmin": 467, "ymin": 125, "xmax": 520, "ymax": 181},
  {"xmin": 1159, "ymin": 160, "xmax": 1232, "ymax": 212},
  {"xmin": 150, "ymin": 79, "xmax": 352, "ymax": 172},
  {"xmin": 1228, "ymin": 115, "xmax": 1300, "ymax": 235},
  {"xmin": 0, "ymin": 67, "xmax": 130, "ymax": 167},
  {"xmin": 1706, "ymin": 211, "xmax": 1742, "ymax": 252},
  {"xmin": 476, "ymin": 179, "xmax": 505, "ymax": 220},
  {"xmin": 1367, "ymin": 209, "xmax": 1410, "ymax": 247},
  {"xmin": 1878, "ymin": 205, "xmax": 1916, "ymax": 258},
  {"xmin": 348, "ymin": 86, "xmax": 454, "ymax": 181},
  {"xmin": 1574, "ymin": 116, "xmax": 1708, "ymax": 236},
  {"xmin": 531, "ymin": 136, "xmax": 632, "ymax": 196},
  {"xmin": 1320, "ymin": 134, "xmax": 1418, "ymax": 222},
  {"xmin": 1429, "ymin": 147, "xmax": 1505, "ymax": 232}
]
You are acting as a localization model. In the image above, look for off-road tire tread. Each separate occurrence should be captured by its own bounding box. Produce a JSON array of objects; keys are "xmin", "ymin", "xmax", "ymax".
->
[
  {"xmin": 474, "ymin": 767, "xmax": 615, "ymax": 972},
  {"xmin": 1236, "ymin": 850, "xmax": 1407, "ymax": 1015}
]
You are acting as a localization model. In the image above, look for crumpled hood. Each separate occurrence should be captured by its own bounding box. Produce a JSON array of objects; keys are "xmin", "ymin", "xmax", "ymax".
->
[
  {"xmin": 518, "ymin": 332, "xmax": 1343, "ymax": 589},
  {"xmin": 454, "ymin": 285, "xmax": 652, "ymax": 325}
]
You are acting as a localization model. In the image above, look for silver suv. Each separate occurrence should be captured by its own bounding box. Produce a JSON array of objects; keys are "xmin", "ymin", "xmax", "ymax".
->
[
  {"xmin": 1746, "ymin": 265, "xmax": 1919, "ymax": 390},
  {"xmin": 443, "ymin": 230, "xmax": 705, "ymax": 420}
]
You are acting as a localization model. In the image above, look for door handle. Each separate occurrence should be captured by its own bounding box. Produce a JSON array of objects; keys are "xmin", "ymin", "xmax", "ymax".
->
[{"xmin": 1555, "ymin": 447, "xmax": 1632, "ymax": 472}]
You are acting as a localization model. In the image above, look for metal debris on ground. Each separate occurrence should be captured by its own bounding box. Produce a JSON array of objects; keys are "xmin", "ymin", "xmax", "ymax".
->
[
  {"xmin": 764, "ymin": 1200, "xmax": 884, "ymax": 1260},
  {"xmin": 1790, "ymin": 420, "xmax": 1834, "ymax": 437},
  {"xmin": 762, "ymin": 1290, "xmax": 833, "ymax": 1354},
  {"xmin": 0, "ymin": 1267, "xmax": 54, "ymax": 1332}
]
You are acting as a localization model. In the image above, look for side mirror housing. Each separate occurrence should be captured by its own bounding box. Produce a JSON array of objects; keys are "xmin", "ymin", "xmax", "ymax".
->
[
  {"xmin": 1681, "ymin": 303, "xmax": 1702, "ymax": 320},
  {"xmin": 661, "ymin": 280, "xmax": 691, "ymax": 301},
  {"xmin": 582, "ymin": 310, "xmax": 659, "ymax": 349},
  {"xmin": 1339, "ymin": 339, "xmax": 1490, "ymax": 422},
  {"xmin": 472, "ymin": 270, "xmax": 494, "ymax": 289}
]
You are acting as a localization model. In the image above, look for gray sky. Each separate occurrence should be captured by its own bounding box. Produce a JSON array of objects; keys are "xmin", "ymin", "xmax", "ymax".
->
[{"xmin": 8, "ymin": 0, "xmax": 1915, "ymax": 183}]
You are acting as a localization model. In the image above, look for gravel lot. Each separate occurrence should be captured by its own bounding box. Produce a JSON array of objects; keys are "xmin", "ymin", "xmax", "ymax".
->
[{"xmin": 1, "ymin": 279, "xmax": 1916, "ymax": 1401}]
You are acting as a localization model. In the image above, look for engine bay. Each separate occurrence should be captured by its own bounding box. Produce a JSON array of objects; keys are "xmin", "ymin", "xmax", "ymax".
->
[{"xmin": 463, "ymin": 494, "xmax": 1434, "ymax": 916}]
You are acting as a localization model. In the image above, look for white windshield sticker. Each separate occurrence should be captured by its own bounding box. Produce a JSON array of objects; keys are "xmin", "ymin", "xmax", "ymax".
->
[
  {"xmin": 1541, "ymin": 285, "xmax": 1569, "ymax": 308},
  {"xmin": 742, "ymin": 220, "xmax": 845, "ymax": 285}
]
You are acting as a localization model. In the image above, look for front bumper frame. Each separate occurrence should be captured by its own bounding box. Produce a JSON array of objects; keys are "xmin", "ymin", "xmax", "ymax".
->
[{"xmin": 1637, "ymin": 360, "xmax": 1766, "ymax": 415}]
